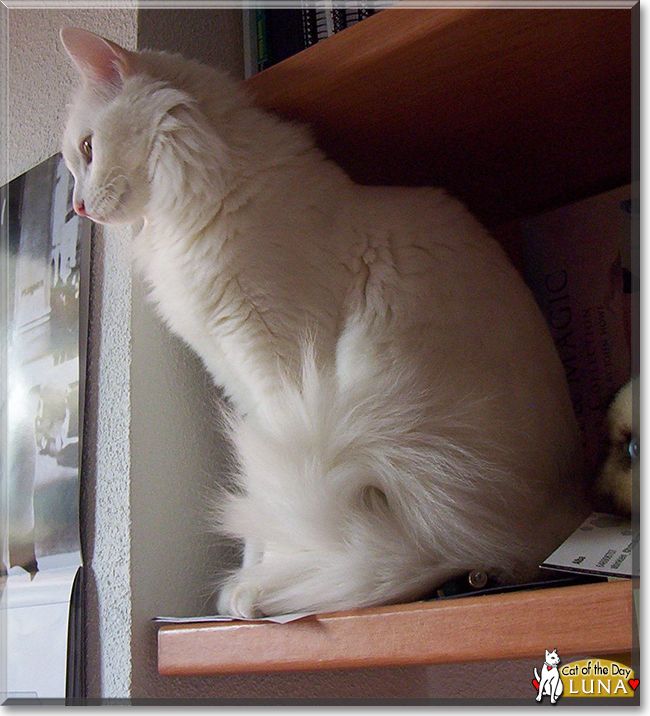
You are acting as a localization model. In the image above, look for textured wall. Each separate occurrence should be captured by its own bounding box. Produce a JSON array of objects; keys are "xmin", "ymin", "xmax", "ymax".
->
[{"xmin": 5, "ymin": 7, "xmax": 137, "ymax": 184}]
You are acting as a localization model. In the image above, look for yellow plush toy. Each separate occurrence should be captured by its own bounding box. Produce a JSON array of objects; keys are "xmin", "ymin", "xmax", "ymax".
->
[{"xmin": 595, "ymin": 378, "xmax": 638, "ymax": 516}]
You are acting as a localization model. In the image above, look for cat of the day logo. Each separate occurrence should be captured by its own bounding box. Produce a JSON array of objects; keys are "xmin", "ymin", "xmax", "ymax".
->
[{"xmin": 533, "ymin": 651, "xmax": 638, "ymax": 702}]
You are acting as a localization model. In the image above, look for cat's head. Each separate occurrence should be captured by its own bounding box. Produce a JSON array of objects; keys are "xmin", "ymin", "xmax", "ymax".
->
[
  {"xmin": 546, "ymin": 649, "xmax": 561, "ymax": 666},
  {"xmin": 61, "ymin": 27, "xmax": 207, "ymax": 225},
  {"xmin": 60, "ymin": 28, "xmax": 151, "ymax": 224}
]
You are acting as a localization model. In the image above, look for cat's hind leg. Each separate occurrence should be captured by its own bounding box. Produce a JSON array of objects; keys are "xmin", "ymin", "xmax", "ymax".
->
[
  {"xmin": 216, "ymin": 523, "xmax": 458, "ymax": 618},
  {"xmin": 215, "ymin": 538, "xmax": 266, "ymax": 617},
  {"xmin": 242, "ymin": 537, "xmax": 264, "ymax": 568}
]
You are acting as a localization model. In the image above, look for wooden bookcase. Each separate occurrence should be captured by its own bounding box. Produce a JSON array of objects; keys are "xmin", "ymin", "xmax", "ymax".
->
[{"xmin": 157, "ymin": 4, "xmax": 637, "ymax": 676}]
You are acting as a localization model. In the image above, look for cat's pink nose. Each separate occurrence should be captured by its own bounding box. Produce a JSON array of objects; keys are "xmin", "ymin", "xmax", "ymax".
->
[{"xmin": 74, "ymin": 201, "xmax": 87, "ymax": 217}]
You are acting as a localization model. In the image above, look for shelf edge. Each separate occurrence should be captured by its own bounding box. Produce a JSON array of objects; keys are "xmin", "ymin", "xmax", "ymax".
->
[{"xmin": 158, "ymin": 580, "xmax": 633, "ymax": 676}]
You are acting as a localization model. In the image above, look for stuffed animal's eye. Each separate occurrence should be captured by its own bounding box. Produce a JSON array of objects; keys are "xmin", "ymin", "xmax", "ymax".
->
[
  {"xmin": 80, "ymin": 136, "xmax": 93, "ymax": 163},
  {"xmin": 628, "ymin": 436, "xmax": 639, "ymax": 460}
]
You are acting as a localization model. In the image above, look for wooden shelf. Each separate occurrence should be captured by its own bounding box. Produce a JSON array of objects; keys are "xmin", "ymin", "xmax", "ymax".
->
[
  {"xmin": 246, "ymin": 4, "xmax": 632, "ymax": 229},
  {"xmin": 158, "ymin": 580, "xmax": 634, "ymax": 676}
]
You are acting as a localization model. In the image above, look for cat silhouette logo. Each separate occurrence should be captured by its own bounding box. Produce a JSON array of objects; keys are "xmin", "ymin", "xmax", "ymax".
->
[{"xmin": 533, "ymin": 648, "xmax": 564, "ymax": 704}]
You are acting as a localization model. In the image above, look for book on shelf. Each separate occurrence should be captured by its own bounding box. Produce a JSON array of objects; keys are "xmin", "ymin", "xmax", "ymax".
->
[
  {"xmin": 243, "ymin": 3, "xmax": 395, "ymax": 78},
  {"xmin": 520, "ymin": 185, "xmax": 634, "ymax": 479}
]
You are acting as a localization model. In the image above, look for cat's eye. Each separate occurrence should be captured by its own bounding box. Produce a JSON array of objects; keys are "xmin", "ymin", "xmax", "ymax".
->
[{"xmin": 80, "ymin": 136, "xmax": 93, "ymax": 163}]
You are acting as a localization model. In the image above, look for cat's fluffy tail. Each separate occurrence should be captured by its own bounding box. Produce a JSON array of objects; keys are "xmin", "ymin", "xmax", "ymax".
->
[{"xmin": 214, "ymin": 340, "xmax": 531, "ymax": 617}]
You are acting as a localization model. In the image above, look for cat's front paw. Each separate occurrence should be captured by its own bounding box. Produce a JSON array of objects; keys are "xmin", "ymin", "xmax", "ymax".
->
[{"xmin": 217, "ymin": 578, "xmax": 262, "ymax": 619}]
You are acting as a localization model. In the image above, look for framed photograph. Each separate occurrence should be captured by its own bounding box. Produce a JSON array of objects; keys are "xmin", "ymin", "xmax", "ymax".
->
[{"xmin": 2, "ymin": 152, "xmax": 89, "ymax": 700}]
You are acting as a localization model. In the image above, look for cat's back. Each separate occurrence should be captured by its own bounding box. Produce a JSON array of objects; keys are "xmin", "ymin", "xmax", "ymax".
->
[
  {"xmin": 348, "ymin": 182, "xmax": 571, "ymax": 390},
  {"xmin": 340, "ymin": 182, "xmax": 585, "ymax": 505},
  {"xmin": 345, "ymin": 184, "xmax": 545, "ymax": 334}
]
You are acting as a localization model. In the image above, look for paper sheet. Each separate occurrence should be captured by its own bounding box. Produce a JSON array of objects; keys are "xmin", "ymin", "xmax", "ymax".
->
[{"xmin": 541, "ymin": 512, "xmax": 638, "ymax": 578}]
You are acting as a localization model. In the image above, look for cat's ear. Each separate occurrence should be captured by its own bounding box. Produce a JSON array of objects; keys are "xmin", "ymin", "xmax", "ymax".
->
[{"xmin": 60, "ymin": 27, "xmax": 138, "ymax": 88}]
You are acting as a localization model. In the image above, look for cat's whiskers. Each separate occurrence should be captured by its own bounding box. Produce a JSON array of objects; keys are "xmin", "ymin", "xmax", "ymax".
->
[{"xmin": 90, "ymin": 168, "xmax": 131, "ymax": 219}]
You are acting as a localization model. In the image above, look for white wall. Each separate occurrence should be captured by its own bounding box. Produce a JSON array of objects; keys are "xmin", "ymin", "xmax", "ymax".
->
[
  {"xmin": 5, "ymin": 7, "xmax": 138, "ymax": 185},
  {"xmin": 6, "ymin": 6, "xmax": 543, "ymax": 701}
]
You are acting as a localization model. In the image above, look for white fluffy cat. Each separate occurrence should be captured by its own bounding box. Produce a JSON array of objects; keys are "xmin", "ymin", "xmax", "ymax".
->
[{"xmin": 61, "ymin": 27, "xmax": 588, "ymax": 617}]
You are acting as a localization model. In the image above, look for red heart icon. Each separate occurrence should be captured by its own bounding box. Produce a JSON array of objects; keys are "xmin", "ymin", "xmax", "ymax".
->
[
  {"xmin": 532, "ymin": 678, "xmax": 540, "ymax": 691},
  {"xmin": 629, "ymin": 679, "xmax": 639, "ymax": 691}
]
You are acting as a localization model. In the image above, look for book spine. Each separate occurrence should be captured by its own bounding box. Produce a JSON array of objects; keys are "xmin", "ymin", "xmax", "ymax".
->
[
  {"xmin": 301, "ymin": 5, "xmax": 319, "ymax": 48},
  {"xmin": 331, "ymin": 2, "xmax": 348, "ymax": 35},
  {"xmin": 314, "ymin": 2, "xmax": 332, "ymax": 42},
  {"xmin": 255, "ymin": 9, "xmax": 268, "ymax": 72},
  {"xmin": 357, "ymin": 2, "xmax": 377, "ymax": 21},
  {"xmin": 257, "ymin": 3, "xmax": 392, "ymax": 71},
  {"xmin": 242, "ymin": 8, "xmax": 258, "ymax": 79}
]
